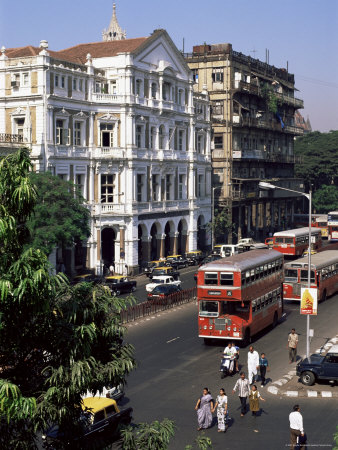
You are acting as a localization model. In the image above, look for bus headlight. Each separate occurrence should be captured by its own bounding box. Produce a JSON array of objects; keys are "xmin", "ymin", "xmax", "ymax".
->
[
  {"xmin": 203, "ymin": 325, "xmax": 207, "ymax": 330},
  {"xmin": 233, "ymin": 327, "xmax": 237, "ymax": 331},
  {"xmin": 209, "ymin": 326, "xmax": 213, "ymax": 330},
  {"xmin": 227, "ymin": 327, "xmax": 231, "ymax": 331}
]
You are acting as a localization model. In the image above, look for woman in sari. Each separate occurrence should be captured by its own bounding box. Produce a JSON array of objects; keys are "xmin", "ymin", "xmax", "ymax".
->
[
  {"xmin": 212, "ymin": 388, "xmax": 228, "ymax": 432},
  {"xmin": 195, "ymin": 387, "xmax": 214, "ymax": 430}
]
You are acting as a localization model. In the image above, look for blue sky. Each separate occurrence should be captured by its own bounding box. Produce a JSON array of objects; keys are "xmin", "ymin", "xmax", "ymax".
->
[{"xmin": 1, "ymin": 0, "xmax": 337, "ymax": 132}]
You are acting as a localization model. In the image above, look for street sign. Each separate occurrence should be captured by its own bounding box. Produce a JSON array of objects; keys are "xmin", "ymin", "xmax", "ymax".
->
[{"xmin": 300, "ymin": 288, "xmax": 317, "ymax": 315}]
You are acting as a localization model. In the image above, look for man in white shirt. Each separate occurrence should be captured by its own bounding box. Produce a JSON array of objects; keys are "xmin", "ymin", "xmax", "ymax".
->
[
  {"xmin": 247, "ymin": 345, "xmax": 259, "ymax": 384},
  {"xmin": 289, "ymin": 404, "xmax": 305, "ymax": 450}
]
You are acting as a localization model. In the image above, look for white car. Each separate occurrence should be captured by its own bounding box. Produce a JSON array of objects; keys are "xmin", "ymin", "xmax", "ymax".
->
[
  {"xmin": 146, "ymin": 276, "xmax": 181, "ymax": 293},
  {"xmin": 82, "ymin": 384, "xmax": 124, "ymax": 402}
]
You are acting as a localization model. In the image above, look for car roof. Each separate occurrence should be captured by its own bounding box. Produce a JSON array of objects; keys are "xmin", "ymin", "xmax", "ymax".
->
[
  {"xmin": 74, "ymin": 274, "xmax": 93, "ymax": 279},
  {"xmin": 167, "ymin": 254, "xmax": 181, "ymax": 258},
  {"xmin": 82, "ymin": 397, "xmax": 118, "ymax": 413},
  {"xmin": 328, "ymin": 344, "xmax": 338, "ymax": 353},
  {"xmin": 105, "ymin": 275, "xmax": 124, "ymax": 280}
]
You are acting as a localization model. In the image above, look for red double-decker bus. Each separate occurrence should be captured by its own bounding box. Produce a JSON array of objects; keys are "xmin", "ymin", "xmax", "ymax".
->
[
  {"xmin": 197, "ymin": 249, "xmax": 284, "ymax": 345},
  {"xmin": 273, "ymin": 227, "xmax": 322, "ymax": 257},
  {"xmin": 283, "ymin": 250, "xmax": 338, "ymax": 303}
]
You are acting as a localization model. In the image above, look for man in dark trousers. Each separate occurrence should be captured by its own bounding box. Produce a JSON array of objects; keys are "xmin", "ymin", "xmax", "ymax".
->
[
  {"xmin": 289, "ymin": 404, "xmax": 306, "ymax": 450},
  {"xmin": 232, "ymin": 371, "xmax": 250, "ymax": 417},
  {"xmin": 288, "ymin": 328, "xmax": 299, "ymax": 363}
]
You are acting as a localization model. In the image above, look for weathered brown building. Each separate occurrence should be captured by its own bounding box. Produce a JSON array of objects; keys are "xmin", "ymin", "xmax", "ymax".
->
[{"xmin": 185, "ymin": 43, "xmax": 305, "ymax": 242}]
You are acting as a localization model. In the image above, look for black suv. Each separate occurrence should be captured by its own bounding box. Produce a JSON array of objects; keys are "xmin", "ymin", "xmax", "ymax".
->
[{"xmin": 296, "ymin": 345, "xmax": 338, "ymax": 386}]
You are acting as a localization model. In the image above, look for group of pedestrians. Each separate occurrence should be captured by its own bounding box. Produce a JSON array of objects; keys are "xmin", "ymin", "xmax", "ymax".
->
[{"xmin": 195, "ymin": 330, "xmax": 306, "ymax": 448}]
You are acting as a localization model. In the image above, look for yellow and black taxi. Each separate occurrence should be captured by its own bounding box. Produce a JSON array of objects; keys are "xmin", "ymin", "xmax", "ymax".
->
[
  {"xmin": 150, "ymin": 265, "xmax": 180, "ymax": 280},
  {"xmin": 42, "ymin": 397, "xmax": 133, "ymax": 446},
  {"xmin": 144, "ymin": 259, "xmax": 166, "ymax": 277},
  {"xmin": 165, "ymin": 254, "xmax": 188, "ymax": 269},
  {"xmin": 103, "ymin": 276, "xmax": 137, "ymax": 295},
  {"xmin": 71, "ymin": 273, "xmax": 101, "ymax": 285},
  {"xmin": 186, "ymin": 250, "xmax": 204, "ymax": 266}
]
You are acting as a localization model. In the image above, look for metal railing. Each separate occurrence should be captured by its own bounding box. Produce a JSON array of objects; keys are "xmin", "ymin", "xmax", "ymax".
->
[
  {"xmin": 120, "ymin": 287, "xmax": 197, "ymax": 324},
  {"xmin": 0, "ymin": 133, "xmax": 23, "ymax": 144}
]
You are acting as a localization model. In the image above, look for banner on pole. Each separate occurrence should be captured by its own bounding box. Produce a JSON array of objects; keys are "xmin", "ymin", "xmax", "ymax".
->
[{"xmin": 300, "ymin": 288, "xmax": 317, "ymax": 315}]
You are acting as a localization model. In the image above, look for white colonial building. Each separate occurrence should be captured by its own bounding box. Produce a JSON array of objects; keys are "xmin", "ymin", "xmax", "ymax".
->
[{"xmin": 0, "ymin": 14, "xmax": 211, "ymax": 275}]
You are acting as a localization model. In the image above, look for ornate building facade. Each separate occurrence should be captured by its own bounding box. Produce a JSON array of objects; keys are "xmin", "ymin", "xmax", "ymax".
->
[{"xmin": 0, "ymin": 27, "xmax": 211, "ymax": 275}]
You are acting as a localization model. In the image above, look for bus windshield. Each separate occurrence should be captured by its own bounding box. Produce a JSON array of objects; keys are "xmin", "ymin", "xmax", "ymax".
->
[
  {"xmin": 199, "ymin": 300, "xmax": 219, "ymax": 317},
  {"xmin": 300, "ymin": 270, "xmax": 315, "ymax": 283},
  {"xmin": 220, "ymin": 301, "xmax": 250, "ymax": 320},
  {"xmin": 285, "ymin": 269, "xmax": 298, "ymax": 282}
]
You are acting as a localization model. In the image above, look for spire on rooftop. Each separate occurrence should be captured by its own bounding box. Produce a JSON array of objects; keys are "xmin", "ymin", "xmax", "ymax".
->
[{"xmin": 102, "ymin": 3, "xmax": 126, "ymax": 42}]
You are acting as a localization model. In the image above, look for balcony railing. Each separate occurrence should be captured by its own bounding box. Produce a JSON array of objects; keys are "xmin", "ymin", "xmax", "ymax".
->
[
  {"xmin": 93, "ymin": 147, "xmax": 125, "ymax": 159},
  {"xmin": 235, "ymin": 82, "xmax": 304, "ymax": 109},
  {"xmin": 232, "ymin": 149, "xmax": 303, "ymax": 164},
  {"xmin": 275, "ymin": 92, "xmax": 304, "ymax": 109},
  {"xmin": 49, "ymin": 146, "xmax": 90, "ymax": 158},
  {"xmin": 0, "ymin": 133, "xmax": 23, "ymax": 144},
  {"xmin": 92, "ymin": 93, "xmax": 122, "ymax": 103}
]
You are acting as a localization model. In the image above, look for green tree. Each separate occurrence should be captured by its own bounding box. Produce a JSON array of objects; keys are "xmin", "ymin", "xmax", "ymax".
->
[
  {"xmin": 211, "ymin": 208, "xmax": 234, "ymax": 243},
  {"xmin": 27, "ymin": 171, "xmax": 90, "ymax": 256},
  {"xmin": 294, "ymin": 130, "xmax": 338, "ymax": 191},
  {"xmin": 0, "ymin": 148, "xmax": 135, "ymax": 448},
  {"xmin": 313, "ymin": 185, "xmax": 338, "ymax": 213}
]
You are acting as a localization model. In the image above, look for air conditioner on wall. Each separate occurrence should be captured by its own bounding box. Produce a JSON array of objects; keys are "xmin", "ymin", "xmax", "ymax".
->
[{"xmin": 11, "ymin": 80, "xmax": 19, "ymax": 87}]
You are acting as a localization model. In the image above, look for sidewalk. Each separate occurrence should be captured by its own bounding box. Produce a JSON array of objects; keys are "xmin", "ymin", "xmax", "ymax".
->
[{"xmin": 267, "ymin": 334, "xmax": 338, "ymax": 398}]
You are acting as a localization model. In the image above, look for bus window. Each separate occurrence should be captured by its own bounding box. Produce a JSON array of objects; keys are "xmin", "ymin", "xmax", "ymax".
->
[
  {"xmin": 245, "ymin": 270, "xmax": 251, "ymax": 284},
  {"xmin": 264, "ymin": 265, "xmax": 268, "ymax": 277},
  {"xmin": 241, "ymin": 273, "xmax": 246, "ymax": 286},
  {"xmin": 284, "ymin": 238, "xmax": 293, "ymax": 244},
  {"xmin": 220, "ymin": 272, "xmax": 234, "ymax": 286},
  {"xmin": 199, "ymin": 301, "xmax": 218, "ymax": 317},
  {"xmin": 205, "ymin": 272, "xmax": 218, "ymax": 285},
  {"xmin": 300, "ymin": 270, "xmax": 315, "ymax": 283},
  {"xmin": 252, "ymin": 300, "xmax": 256, "ymax": 312},
  {"xmin": 275, "ymin": 237, "xmax": 284, "ymax": 243},
  {"xmin": 285, "ymin": 269, "xmax": 298, "ymax": 282},
  {"xmin": 250, "ymin": 269, "xmax": 255, "ymax": 282}
]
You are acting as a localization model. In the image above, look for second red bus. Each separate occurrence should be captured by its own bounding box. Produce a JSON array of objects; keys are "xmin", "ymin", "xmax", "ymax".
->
[
  {"xmin": 273, "ymin": 227, "xmax": 322, "ymax": 257},
  {"xmin": 283, "ymin": 250, "xmax": 338, "ymax": 303}
]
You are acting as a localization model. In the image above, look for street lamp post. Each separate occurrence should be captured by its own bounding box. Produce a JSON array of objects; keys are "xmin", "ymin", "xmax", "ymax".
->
[
  {"xmin": 259, "ymin": 182, "xmax": 312, "ymax": 358},
  {"xmin": 211, "ymin": 186, "xmax": 222, "ymax": 250}
]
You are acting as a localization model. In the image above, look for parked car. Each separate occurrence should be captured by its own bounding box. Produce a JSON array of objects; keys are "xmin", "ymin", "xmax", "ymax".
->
[
  {"xmin": 72, "ymin": 273, "xmax": 100, "ymax": 285},
  {"xmin": 212, "ymin": 244, "xmax": 226, "ymax": 255},
  {"xmin": 147, "ymin": 284, "xmax": 182, "ymax": 301},
  {"xmin": 165, "ymin": 255, "xmax": 188, "ymax": 269},
  {"xmin": 42, "ymin": 397, "xmax": 132, "ymax": 447},
  {"xmin": 237, "ymin": 238, "xmax": 256, "ymax": 246},
  {"xmin": 186, "ymin": 251, "xmax": 204, "ymax": 265},
  {"xmin": 104, "ymin": 276, "xmax": 137, "ymax": 295},
  {"xmin": 265, "ymin": 237, "xmax": 274, "ymax": 248},
  {"xmin": 296, "ymin": 344, "xmax": 338, "ymax": 386},
  {"xmin": 150, "ymin": 266, "xmax": 180, "ymax": 280},
  {"xmin": 146, "ymin": 276, "xmax": 181, "ymax": 293},
  {"xmin": 144, "ymin": 260, "xmax": 166, "ymax": 277}
]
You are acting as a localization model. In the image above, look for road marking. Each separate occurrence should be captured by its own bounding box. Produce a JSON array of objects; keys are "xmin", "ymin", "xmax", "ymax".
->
[{"xmin": 166, "ymin": 337, "xmax": 180, "ymax": 343}]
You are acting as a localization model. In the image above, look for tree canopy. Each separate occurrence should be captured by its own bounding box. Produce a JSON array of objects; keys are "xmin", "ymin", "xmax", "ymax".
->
[
  {"xmin": 294, "ymin": 130, "xmax": 338, "ymax": 191},
  {"xmin": 313, "ymin": 185, "xmax": 338, "ymax": 214},
  {"xmin": 0, "ymin": 148, "xmax": 135, "ymax": 448},
  {"xmin": 27, "ymin": 171, "xmax": 90, "ymax": 256}
]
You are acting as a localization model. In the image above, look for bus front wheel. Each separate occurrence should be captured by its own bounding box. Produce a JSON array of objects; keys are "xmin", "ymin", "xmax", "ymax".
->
[{"xmin": 321, "ymin": 290, "xmax": 327, "ymax": 303}]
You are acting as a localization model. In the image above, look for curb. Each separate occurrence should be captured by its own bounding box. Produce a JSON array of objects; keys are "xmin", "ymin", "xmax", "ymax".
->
[{"xmin": 267, "ymin": 334, "xmax": 338, "ymax": 398}]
